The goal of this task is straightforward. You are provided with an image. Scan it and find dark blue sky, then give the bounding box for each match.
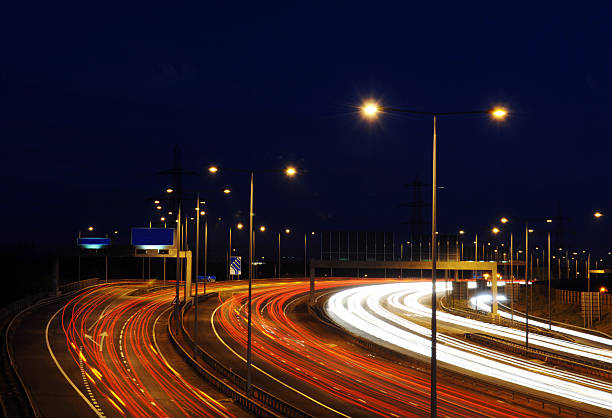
[2,2,612,257]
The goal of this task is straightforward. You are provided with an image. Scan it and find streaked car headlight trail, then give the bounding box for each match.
[325,282,612,410]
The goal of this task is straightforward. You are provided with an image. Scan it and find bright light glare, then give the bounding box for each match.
[237,223,244,230]
[284,228,291,234]
[491,107,507,119]
[361,102,380,118]
[492,227,500,234]
[223,188,231,194]
[285,167,297,177]
[208,166,218,173]
[500,217,509,223]
[88,226,94,231]
[595,211,603,218]
[166,188,173,193]
[259,225,266,232]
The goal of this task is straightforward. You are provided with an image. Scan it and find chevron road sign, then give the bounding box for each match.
[230,256,241,275]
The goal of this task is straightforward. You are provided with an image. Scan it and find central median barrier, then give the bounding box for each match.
[167,294,313,418]
[465,333,612,380]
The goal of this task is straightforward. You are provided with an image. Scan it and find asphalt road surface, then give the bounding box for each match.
[9,281,247,417]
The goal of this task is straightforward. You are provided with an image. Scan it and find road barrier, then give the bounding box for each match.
[1,278,103,417]
[440,297,573,341]
[465,332,612,380]
[167,295,312,418]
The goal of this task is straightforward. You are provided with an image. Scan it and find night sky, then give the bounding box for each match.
[2,2,612,258]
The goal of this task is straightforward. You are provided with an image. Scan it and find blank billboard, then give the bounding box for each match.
[131,228,175,249]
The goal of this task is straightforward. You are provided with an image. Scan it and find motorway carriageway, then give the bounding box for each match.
[325,281,612,413]
[205,279,557,417]
[15,281,250,417]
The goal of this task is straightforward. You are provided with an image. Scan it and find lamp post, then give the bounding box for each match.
[208,165,297,397]
[278,228,291,278]
[193,194,203,355]
[361,102,507,417]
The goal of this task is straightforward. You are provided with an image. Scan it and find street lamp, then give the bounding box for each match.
[594,211,603,218]
[360,101,507,417]
[208,165,297,397]
[278,228,291,278]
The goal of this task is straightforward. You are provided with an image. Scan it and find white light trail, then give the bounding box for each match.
[325,282,612,410]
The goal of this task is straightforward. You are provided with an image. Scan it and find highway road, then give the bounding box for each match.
[8,278,612,417]
[190,279,556,417]
[325,281,612,414]
[9,281,247,417]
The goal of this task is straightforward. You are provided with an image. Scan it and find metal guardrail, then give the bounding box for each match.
[167,295,313,418]
[497,301,612,339]
[440,297,573,341]
[309,297,603,418]
[465,333,612,380]
[1,278,103,417]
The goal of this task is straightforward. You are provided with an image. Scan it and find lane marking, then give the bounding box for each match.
[152,306,230,416]
[46,301,105,417]
[79,345,105,416]
[210,303,350,417]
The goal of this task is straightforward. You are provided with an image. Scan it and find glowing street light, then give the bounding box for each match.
[208,163,301,397]
[156,205,162,210]
[166,188,173,194]
[490,107,508,119]
[500,217,509,224]
[237,223,244,230]
[223,188,231,194]
[594,211,603,218]
[492,227,500,234]
[154,200,160,204]
[200,210,206,216]
[357,100,508,417]
[88,226,94,231]
[361,102,380,118]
